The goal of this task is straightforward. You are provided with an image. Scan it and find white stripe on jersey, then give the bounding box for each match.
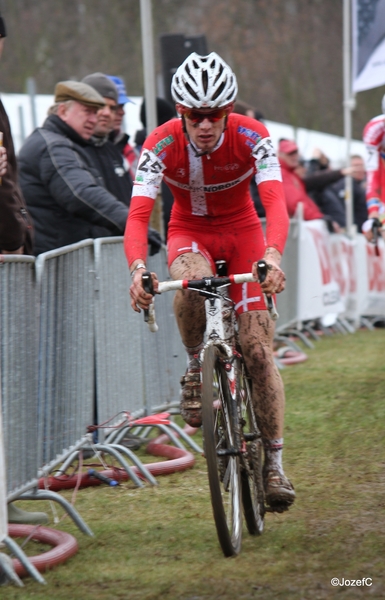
[188,147,207,215]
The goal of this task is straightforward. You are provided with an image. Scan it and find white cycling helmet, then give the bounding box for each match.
[171,52,238,109]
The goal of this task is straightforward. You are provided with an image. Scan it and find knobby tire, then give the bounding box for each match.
[237,360,265,535]
[202,345,242,557]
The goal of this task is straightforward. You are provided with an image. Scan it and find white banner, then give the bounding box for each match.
[352,0,385,92]
[298,220,345,321]
[296,219,385,324]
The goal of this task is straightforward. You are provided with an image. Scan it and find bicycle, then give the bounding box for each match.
[141,260,278,557]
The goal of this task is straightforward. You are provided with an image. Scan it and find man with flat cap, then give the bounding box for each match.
[18,80,131,255]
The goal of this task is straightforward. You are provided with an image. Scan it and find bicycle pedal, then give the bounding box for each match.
[243,432,258,441]
[265,502,291,514]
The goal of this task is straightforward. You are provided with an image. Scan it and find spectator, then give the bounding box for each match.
[303,147,349,209]
[106,75,138,181]
[0,9,48,525]
[361,95,385,240]
[81,72,133,206]
[278,139,342,231]
[18,81,131,255]
[0,15,33,255]
[135,97,177,153]
[318,155,368,231]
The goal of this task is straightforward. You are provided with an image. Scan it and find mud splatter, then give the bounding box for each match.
[238,310,285,439]
[170,253,213,347]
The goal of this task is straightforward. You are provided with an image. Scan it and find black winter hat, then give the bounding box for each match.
[140,97,176,127]
[81,72,118,103]
[0,15,7,38]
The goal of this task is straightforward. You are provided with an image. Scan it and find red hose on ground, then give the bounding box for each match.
[37,425,198,492]
[9,524,78,577]
[274,348,308,365]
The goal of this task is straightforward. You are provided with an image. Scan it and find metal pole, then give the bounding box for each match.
[140,0,157,134]
[26,77,38,130]
[343,0,355,236]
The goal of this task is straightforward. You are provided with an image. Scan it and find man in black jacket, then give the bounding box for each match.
[318,155,368,232]
[81,72,133,206]
[18,80,131,255]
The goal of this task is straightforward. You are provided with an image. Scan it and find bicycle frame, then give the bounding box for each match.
[198,284,238,407]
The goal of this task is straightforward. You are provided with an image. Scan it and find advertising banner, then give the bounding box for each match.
[297,220,345,321]
[352,0,385,92]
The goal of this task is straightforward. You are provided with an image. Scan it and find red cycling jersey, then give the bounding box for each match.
[363,114,385,217]
[124,113,289,313]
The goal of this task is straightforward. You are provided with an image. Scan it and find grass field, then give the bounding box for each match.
[2,328,385,599]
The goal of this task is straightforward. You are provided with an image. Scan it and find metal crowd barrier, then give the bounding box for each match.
[94,238,146,440]
[94,240,186,443]
[0,256,39,498]
[35,241,95,468]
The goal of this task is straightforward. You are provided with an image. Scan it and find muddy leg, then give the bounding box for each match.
[238,310,284,439]
[169,252,213,347]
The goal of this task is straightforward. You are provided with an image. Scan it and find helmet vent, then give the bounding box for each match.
[184,80,199,101]
[202,70,208,94]
[212,81,226,101]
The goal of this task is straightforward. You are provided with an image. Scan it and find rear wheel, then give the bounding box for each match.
[202,345,242,557]
[238,360,265,535]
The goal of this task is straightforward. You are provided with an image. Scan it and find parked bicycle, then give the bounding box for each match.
[142,260,278,557]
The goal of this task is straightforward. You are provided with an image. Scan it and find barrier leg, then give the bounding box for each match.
[92,444,144,488]
[302,323,321,341]
[360,317,375,330]
[18,491,93,537]
[274,335,305,353]
[283,329,315,349]
[0,552,24,587]
[107,444,158,486]
[337,317,356,334]
[166,422,203,453]
[2,536,46,584]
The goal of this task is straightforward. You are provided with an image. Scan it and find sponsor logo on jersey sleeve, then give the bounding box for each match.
[237,126,262,149]
[151,134,175,156]
[252,137,282,183]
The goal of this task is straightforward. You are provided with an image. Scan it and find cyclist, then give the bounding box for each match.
[362,94,385,241]
[124,52,295,510]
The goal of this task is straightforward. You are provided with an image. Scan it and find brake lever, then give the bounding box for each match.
[141,271,158,332]
[256,260,279,321]
[371,218,381,257]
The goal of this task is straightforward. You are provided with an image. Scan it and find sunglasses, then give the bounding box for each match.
[182,108,228,123]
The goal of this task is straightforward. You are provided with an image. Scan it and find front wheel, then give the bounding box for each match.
[202,345,242,557]
[238,361,265,535]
